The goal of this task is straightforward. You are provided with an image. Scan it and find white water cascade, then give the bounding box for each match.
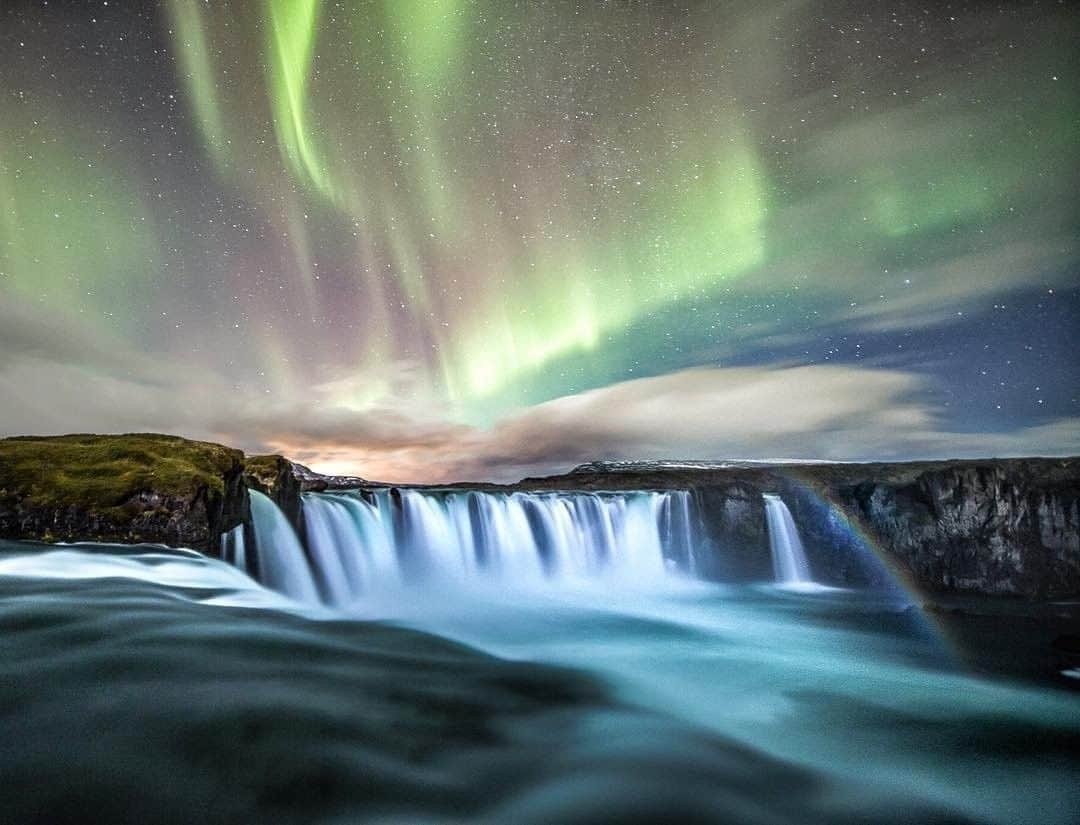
[241,489,697,606]
[219,523,246,571]
[763,494,813,585]
[248,490,321,602]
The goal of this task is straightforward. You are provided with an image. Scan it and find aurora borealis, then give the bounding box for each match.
[1,0,1077,481]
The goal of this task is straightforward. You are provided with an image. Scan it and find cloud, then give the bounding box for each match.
[1,295,1076,484]
[246,365,1080,483]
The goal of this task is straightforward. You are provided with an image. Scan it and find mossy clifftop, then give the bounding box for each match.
[0,434,247,552]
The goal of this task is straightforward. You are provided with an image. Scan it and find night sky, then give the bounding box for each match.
[1,0,1077,482]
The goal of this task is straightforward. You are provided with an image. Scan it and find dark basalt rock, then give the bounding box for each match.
[691,483,770,582]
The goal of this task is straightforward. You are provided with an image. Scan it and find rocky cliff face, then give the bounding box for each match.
[0,434,248,554]
[815,461,1080,597]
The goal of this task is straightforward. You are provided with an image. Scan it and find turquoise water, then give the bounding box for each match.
[356,579,1080,825]
[0,542,1077,823]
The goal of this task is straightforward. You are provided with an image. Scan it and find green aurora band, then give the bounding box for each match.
[1,0,1076,433]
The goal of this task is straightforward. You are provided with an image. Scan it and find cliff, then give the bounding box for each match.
[0,434,247,554]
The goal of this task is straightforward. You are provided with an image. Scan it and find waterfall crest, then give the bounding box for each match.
[243,489,697,605]
[763,494,813,584]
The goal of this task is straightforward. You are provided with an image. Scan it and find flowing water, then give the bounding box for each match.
[281,489,697,600]
[0,488,1077,824]
[249,489,321,602]
[763,493,813,585]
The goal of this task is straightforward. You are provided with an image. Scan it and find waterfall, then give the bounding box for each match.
[235,488,698,605]
[248,490,321,602]
[219,523,246,571]
[763,494,813,585]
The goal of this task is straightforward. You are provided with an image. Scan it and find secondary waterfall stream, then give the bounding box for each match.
[763,493,813,584]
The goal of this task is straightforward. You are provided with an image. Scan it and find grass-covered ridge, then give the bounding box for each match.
[0,433,244,516]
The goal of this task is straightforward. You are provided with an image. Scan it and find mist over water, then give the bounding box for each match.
[348,579,1080,825]
[1,487,1078,824]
